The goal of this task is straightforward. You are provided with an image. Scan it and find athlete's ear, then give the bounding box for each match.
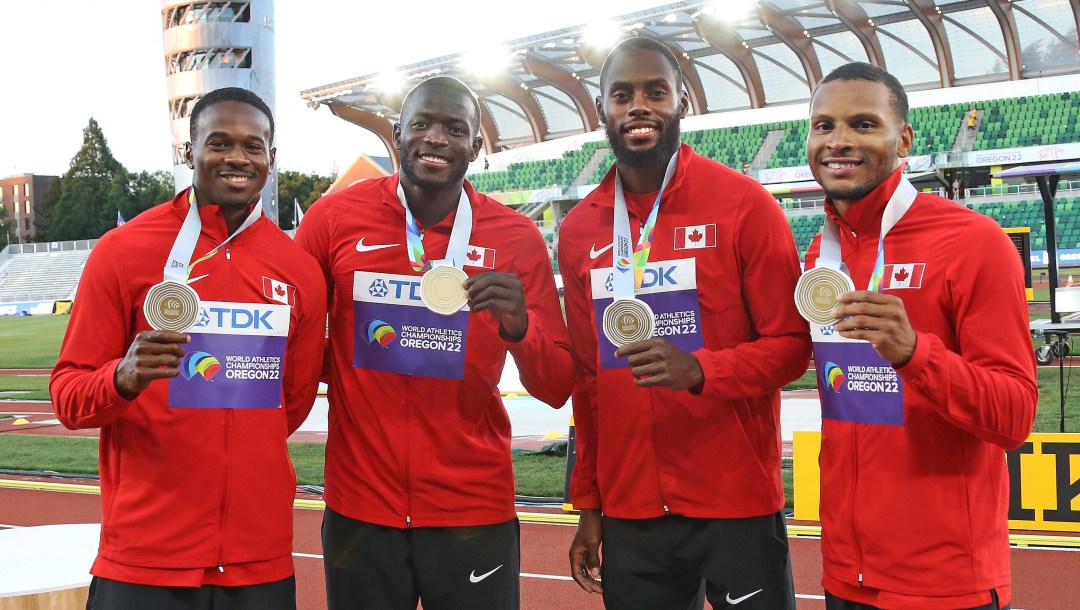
[184,142,194,169]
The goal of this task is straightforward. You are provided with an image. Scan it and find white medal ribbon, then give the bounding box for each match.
[161,189,263,283]
[611,150,680,299]
[397,181,473,270]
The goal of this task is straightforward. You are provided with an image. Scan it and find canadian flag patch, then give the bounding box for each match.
[674,224,717,250]
[262,276,296,306]
[464,245,496,269]
[880,263,925,289]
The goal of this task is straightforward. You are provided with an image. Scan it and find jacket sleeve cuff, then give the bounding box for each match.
[102,358,135,405]
[570,492,602,510]
[896,331,931,379]
[504,310,539,352]
[689,347,714,396]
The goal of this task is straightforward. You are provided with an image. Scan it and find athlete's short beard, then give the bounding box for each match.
[606,115,683,170]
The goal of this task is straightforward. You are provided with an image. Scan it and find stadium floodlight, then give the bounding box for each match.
[704,0,758,23]
[583,20,622,49]
[461,45,510,77]
[374,71,405,94]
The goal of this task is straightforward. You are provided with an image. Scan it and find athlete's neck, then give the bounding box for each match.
[401,179,462,228]
[617,153,673,195]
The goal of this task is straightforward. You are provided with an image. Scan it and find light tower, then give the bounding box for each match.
[160,1,278,222]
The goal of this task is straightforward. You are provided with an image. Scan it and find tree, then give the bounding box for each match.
[277,170,333,229]
[125,170,175,219]
[37,118,124,241]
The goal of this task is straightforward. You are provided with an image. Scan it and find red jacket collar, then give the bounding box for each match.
[379,174,481,230]
[170,187,246,241]
[824,166,905,237]
[589,142,696,209]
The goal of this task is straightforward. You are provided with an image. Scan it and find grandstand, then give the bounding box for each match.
[0,242,95,311]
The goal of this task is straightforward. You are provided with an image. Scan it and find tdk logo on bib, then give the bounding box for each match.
[189,301,289,337]
[358,272,425,307]
[591,260,694,299]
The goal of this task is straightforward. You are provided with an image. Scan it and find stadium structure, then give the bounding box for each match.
[299,0,1080,266]
[160,0,278,221]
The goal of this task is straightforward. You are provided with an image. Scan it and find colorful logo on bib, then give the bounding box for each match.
[616,257,631,272]
[823,361,844,392]
[364,319,398,348]
[180,351,222,381]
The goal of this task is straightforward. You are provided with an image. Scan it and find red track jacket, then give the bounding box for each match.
[51,190,326,586]
[558,144,811,519]
[805,169,1037,607]
[295,176,573,528]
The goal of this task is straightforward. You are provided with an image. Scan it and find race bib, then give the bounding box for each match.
[168,301,289,409]
[811,322,904,425]
[353,271,468,380]
[590,258,703,369]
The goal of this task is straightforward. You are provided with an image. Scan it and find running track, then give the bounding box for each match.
[1,484,1078,609]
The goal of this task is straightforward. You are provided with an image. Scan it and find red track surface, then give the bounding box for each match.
[1,485,1078,609]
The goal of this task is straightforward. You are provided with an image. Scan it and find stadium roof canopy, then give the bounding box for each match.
[300,0,1080,170]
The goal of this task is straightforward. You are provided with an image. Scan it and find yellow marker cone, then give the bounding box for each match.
[13,418,30,426]
[505,393,518,400]
[543,431,565,440]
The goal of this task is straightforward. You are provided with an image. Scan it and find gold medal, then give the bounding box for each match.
[602,298,655,347]
[420,265,469,315]
[143,281,200,332]
[794,266,855,325]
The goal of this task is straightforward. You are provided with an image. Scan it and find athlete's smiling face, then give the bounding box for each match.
[597,46,688,170]
[807,79,913,212]
[186,100,275,209]
[394,84,483,193]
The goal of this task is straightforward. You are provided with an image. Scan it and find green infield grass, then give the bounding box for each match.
[0,374,50,400]
[0,315,68,369]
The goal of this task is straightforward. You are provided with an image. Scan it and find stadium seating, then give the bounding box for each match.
[0,251,90,303]
[463,92,1079,200]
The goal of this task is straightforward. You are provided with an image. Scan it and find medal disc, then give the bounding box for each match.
[420,265,469,315]
[794,266,855,325]
[144,281,200,332]
[602,298,655,347]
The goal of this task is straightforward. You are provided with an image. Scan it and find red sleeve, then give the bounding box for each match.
[557,223,602,510]
[692,188,812,399]
[50,236,136,429]
[294,198,334,382]
[897,220,1037,449]
[283,257,327,435]
[505,223,574,409]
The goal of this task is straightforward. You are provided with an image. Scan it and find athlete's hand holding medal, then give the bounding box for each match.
[464,272,529,342]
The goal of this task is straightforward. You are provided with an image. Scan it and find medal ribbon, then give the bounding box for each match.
[162,188,263,283]
[611,151,680,299]
[396,179,473,273]
[815,174,917,291]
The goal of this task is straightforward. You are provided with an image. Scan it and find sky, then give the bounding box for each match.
[0,0,670,179]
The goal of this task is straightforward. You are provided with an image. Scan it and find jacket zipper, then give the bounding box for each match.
[649,391,670,515]
[217,246,235,573]
[850,233,863,587]
[405,375,413,528]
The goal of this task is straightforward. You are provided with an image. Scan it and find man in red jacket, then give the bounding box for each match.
[51,88,326,609]
[803,62,1037,609]
[295,76,573,609]
[558,37,810,609]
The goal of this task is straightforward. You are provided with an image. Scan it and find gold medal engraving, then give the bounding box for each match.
[794,266,855,325]
[602,299,655,346]
[144,281,200,331]
[420,265,469,315]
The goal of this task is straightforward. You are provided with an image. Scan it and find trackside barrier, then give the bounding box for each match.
[794,431,1080,539]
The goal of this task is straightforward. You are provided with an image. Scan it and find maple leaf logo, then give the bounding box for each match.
[275,285,286,297]
[689,229,703,243]
[894,268,909,282]
[467,249,481,262]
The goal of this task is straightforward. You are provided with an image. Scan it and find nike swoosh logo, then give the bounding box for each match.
[187,274,209,284]
[589,243,613,259]
[469,564,503,583]
[356,238,400,253]
[726,589,763,605]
